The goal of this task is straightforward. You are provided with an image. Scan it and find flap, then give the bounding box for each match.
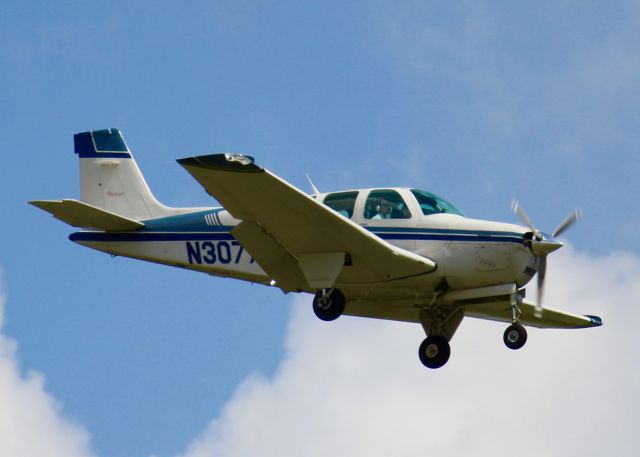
[30,199,144,231]
[439,284,517,305]
[231,221,307,292]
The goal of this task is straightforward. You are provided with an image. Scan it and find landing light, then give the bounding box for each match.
[224,153,253,166]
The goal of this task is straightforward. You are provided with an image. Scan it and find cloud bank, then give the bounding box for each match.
[1,247,636,457]
[0,280,95,457]
[178,247,639,457]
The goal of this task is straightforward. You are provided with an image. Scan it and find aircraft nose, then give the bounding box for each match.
[531,233,563,256]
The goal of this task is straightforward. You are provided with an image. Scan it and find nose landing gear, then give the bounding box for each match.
[504,291,528,350]
[503,323,527,350]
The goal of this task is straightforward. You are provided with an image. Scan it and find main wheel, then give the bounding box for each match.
[312,289,346,321]
[418,335,451,369]
[503,323,527,350]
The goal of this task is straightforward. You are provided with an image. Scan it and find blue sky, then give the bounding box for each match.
[1,2,639,456]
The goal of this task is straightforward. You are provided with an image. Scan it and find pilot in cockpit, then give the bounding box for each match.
[372,199,393,219]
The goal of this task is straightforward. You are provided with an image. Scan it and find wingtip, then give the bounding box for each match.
[177,154,262,172]
[584,315,603,327]
[176,157,196,166]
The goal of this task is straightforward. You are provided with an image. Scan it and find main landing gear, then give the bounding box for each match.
[312,288,346,321]
[416,293,530,369]
[312,289,529,368]
[417,321,529,369]
[418,335,450,369]
[418,307,463,369]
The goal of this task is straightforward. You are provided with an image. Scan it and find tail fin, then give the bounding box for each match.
[74,128,174,220]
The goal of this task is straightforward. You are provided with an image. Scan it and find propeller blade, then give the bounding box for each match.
[535,256,547,318]
[512,199,541,240]
[552,208,582,238]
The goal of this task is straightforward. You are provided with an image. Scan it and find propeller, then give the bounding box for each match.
[512,201,581,318]
[552,208,582,238]
[511,200,542,241]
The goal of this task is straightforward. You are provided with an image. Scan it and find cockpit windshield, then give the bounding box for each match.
[410,189,465,216]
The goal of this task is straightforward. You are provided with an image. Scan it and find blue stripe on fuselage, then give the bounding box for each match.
[70,227,524,245]
[70,232,235,242]
[365,227,523,243]
[377,233,523,243]
[367,226,523,237]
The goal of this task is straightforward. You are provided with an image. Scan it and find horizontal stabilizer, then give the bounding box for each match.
[30,199,144,231]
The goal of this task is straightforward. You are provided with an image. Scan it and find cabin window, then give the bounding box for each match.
[410,189,465,216]
[323,191,359,218]
[363,190,412,220]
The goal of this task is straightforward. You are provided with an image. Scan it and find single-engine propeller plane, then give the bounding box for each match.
[31,129,602,369]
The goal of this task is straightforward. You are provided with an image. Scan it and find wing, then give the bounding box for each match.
[177,154,436,292]
[464,298,602,329]
[343,284,602,329]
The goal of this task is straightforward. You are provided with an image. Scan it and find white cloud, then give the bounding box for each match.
[177,247,638,457]
[0,278,96,457]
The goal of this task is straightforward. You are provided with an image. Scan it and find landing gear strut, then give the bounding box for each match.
[504,291,527,350]
[417,307,463,369]
[312,288,345,321]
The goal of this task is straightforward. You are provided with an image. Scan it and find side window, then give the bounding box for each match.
[412,191,440,215]
[410,189,465,216]
[364,190,412,220]
[323,191,359,218]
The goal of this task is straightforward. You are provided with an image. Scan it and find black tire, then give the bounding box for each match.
[312,289,346,321]
[418,335,451,369]
[503,323,527,350]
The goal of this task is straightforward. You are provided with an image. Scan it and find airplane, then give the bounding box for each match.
[30,128,602,369]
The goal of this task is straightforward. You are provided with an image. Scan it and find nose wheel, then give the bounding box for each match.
[418,335,451,369]
[503,323,527,350]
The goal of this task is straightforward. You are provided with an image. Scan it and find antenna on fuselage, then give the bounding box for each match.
[305,173,320,195]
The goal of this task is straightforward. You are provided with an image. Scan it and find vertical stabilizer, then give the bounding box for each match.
[74,129,177,220]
